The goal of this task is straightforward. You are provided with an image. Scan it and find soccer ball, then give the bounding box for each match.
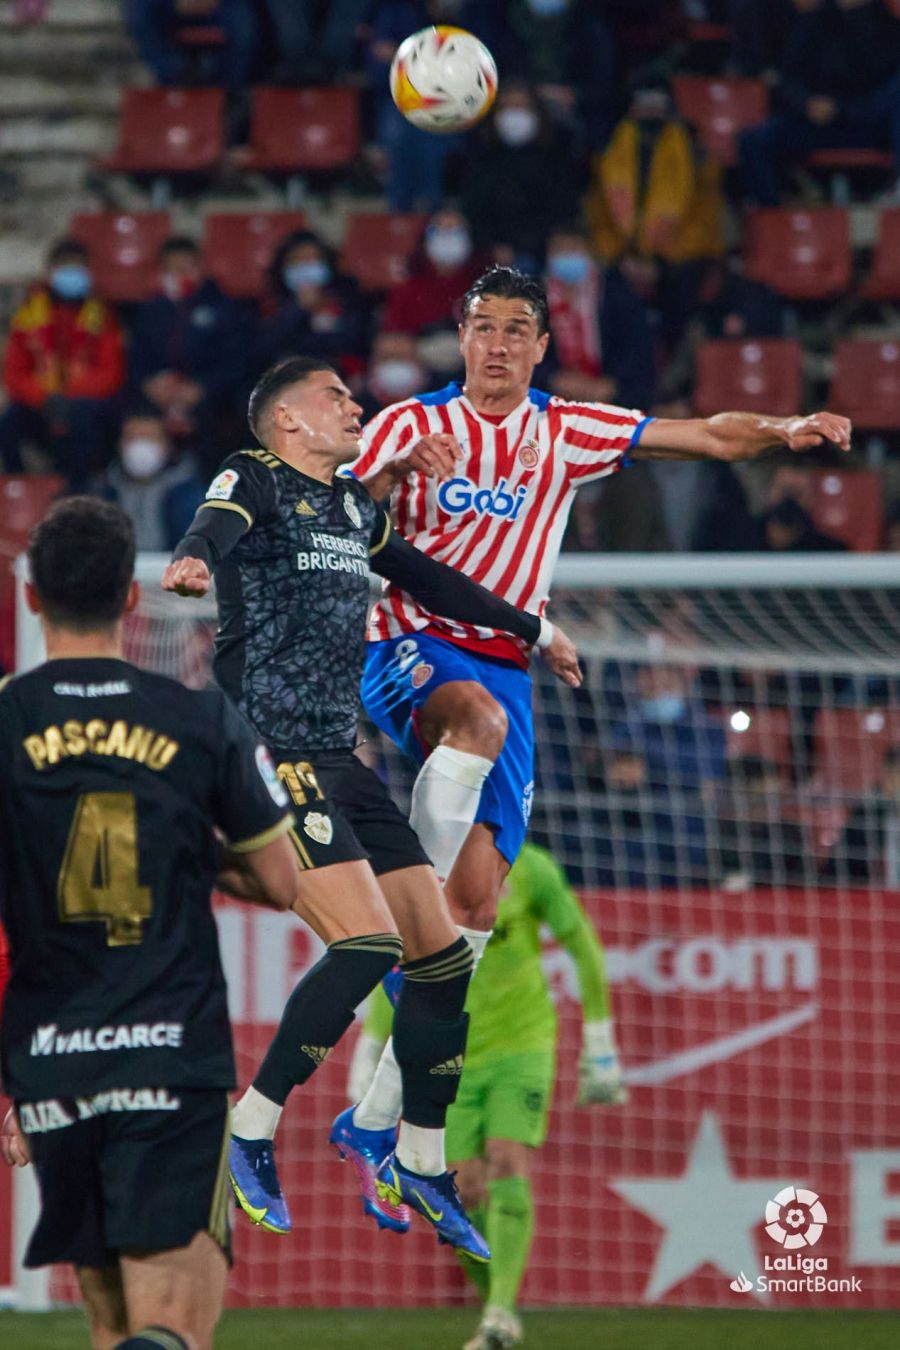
[390,26,498,134]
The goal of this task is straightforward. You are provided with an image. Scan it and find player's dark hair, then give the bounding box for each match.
[461,265,549,336]
[247,356,338,445]
[47,237,89,267]
[158,234,200,260]
[28,497,135,631]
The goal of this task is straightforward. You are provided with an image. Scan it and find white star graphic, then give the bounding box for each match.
[610,1111,793,1303]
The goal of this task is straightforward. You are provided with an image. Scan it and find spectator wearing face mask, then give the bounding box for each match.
[381,206,484,336]
[585,84,724,335]
[356,331,428,420]
[255,229,369,378]
[609,662,727,794]
[459,81,581,269]
[496,0,618,149]
[0,238,124,489]
[104,404,205,552]
[542,227,655,410]
[129,236,246,467]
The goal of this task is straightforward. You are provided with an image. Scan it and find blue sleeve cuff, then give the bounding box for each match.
[629,415,655,448]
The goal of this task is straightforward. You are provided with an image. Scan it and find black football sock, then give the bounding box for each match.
[393,936,474,1129]
[253,933,402,1105]
[114,1330,189,1350]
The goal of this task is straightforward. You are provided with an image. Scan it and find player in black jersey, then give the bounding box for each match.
[0,498,300,1350]
[164,356,580,1259]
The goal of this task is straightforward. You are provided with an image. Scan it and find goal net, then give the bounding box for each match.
[10,552,900,1311]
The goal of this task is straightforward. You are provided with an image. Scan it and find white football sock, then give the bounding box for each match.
[396,1122,446,1176]
[410,745,494,882]
[458,925,492,967]
[231,1085,282,1141]
[353,1036,403,1131]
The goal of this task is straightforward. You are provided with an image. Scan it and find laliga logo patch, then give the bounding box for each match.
[304,810,333,846]
[519,439,540,469]
[206,468,238,501]
[343,491,362,529]
[765,1186,828,1249]
[437,476,528,522]
[411,661,433,689]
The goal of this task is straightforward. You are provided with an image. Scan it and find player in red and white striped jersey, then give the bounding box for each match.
[339,266,850,1190]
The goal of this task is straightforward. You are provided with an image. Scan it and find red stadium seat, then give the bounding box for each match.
[812,709,900,793]
[809,468,883,551]
[828,339,900,431]
[693,338,803,418]
[102,88,224,175]
[726,708,795,774]
[203,212,307,299]
[860,210,900,301]
[0,475,65,671]
[744,208,851,300]
[340,212,427,292]
[672,76,768,165]
[244,88,360,173]
[70,212,171,303]
[768,465,883,551]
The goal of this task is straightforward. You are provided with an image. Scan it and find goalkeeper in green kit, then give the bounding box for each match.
[346,842,626,1350]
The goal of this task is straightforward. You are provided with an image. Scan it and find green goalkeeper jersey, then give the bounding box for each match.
[462,842,609,1061]
[364,843,610,1061]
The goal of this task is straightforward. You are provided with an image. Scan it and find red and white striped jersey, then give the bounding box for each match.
[353,382,649,666]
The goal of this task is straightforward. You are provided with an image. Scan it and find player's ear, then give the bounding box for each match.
[123,580,141,615]
[457,322,465,353]
[536,331,550,363]
[24,581,42,616]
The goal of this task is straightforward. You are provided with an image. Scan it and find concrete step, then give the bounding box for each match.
[0,28,136,77]
[0,113,116,157]
[0,75,124,116]
[0,0,122,30]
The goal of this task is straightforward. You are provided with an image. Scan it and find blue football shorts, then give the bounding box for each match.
[361,632,535,867]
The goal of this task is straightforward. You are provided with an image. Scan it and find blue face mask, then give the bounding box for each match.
[50,264,91,301]
[640,694,686,724]
[284,259,330,292]
[549,253,590,286]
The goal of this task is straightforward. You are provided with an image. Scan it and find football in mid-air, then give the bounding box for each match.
[390,26,498,134]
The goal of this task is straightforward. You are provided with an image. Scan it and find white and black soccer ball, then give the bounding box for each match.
[390,26,498,135]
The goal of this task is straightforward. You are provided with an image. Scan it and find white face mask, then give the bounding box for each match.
[371,359,425,399]
[425,227,472,269]
[495,107,539,147]
[121,437,167,480]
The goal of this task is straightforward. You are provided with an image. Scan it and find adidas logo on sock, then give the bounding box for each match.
[429,1054,464,1076]
[301,1044,332,1066]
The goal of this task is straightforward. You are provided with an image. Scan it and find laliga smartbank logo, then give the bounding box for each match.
[729,1187,862,1296]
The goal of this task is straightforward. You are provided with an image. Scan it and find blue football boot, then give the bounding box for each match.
[329,1106,411,1233]
[382,964,405,1009]
[375,1154,491,1262]
[229,1135,292,1235]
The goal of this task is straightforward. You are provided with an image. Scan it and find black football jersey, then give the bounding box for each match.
[0,658,292,1100]
[202,450,390,752]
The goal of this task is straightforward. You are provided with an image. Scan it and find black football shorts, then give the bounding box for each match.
[18,1087,231,1269]
[270,747,430,876]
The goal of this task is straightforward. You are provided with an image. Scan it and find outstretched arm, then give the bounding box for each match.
[632,411,851,463]
[370,527,582,688]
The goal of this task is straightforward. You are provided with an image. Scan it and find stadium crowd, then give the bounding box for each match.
[3,2,900,542]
